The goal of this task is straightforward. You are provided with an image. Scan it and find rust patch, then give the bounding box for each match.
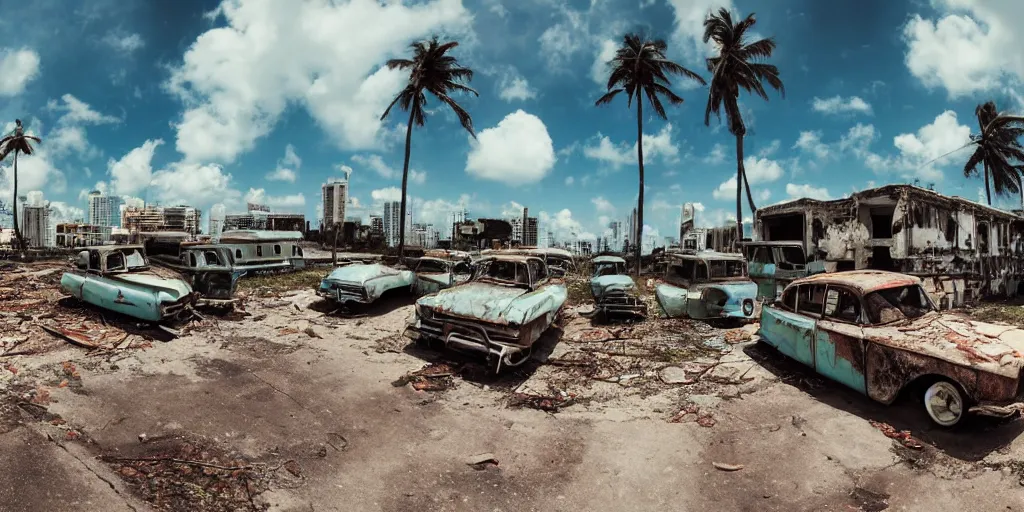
[830,332,866,375]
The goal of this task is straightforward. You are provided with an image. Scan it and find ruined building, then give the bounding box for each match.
[754,184,1024,307]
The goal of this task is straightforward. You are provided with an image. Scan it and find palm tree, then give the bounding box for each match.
[0,119,41,253]
[381,37,477,261]
[963,101,1024,205]
[703,8,784,241]
[595,33,706,274]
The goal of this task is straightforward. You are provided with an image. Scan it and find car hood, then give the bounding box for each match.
[324,263,411,285]
[111,272,192,300]
[591,275,637,296]
[863,312,1024,378]
[418,282,529,324]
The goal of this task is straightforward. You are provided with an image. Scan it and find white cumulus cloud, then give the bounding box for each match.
[811,95,872,115]
[465,110,556,186]
[0,48,40,96]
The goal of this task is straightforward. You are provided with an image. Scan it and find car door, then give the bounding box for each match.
[685,261,711,318]
[80,250,114,307]
[760,283,822,367]
[814,286,867,394]
[746,245,778,300]
[656,260,693,318]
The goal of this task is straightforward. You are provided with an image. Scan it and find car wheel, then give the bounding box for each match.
[924,380,965,427]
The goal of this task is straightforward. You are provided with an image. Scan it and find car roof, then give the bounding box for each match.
[667,250,745,262]
[478,254,541,263]
[83,245,144,252]
[788,270,920,295]
[593,255,625,264]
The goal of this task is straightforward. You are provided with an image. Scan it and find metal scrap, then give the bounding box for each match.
[393,362,456,392]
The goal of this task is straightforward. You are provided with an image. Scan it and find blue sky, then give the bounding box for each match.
[0,0,1022,243]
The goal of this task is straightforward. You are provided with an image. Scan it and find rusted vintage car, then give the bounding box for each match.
[759,270,1024,426]
[60,245,197,322]
[411,256,472,295]
[590,255,646,320]
[404,254,567,372]
[150,244,243,303]
[655,251,758,321]
[317,263,415,304]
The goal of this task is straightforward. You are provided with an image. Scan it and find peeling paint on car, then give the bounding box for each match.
[317,263,415,304]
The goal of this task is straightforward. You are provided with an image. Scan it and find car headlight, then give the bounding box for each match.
[742,299,754,316]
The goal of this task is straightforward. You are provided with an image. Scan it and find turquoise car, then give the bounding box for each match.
[655,251,757,322]
[411,256,472,296]
[590,255,646,320]
[741,241,826,301]
[405,254,567,373]
[759,270,1024,427]
[317,263,415,304]
[60,245,197,323]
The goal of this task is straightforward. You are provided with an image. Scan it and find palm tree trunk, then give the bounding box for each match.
[12,150,24,253]
[734,136,743,247]
[398,107,415,264]
[635,99,644,275]
[984,162,992,205]
[738,134,756,224]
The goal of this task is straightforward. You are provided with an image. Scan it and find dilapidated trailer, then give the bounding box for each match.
[754,184,1024,308]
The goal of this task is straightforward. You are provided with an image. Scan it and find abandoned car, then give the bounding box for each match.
[317,263,415,304]
[742,241,826,301]
[589,255,646,320]
[60,245,197,322]
[530,248,576,277]
[150,244,243,303]
[655,251,758,321]
[411,256,472,295]
[405,255,567,372]
[218,230,306,273]
[759,270,1024,426]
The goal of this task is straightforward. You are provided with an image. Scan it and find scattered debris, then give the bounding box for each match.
[869,420,923,449]
[508,389,576,412]
[465,452,499,469]
[303,326,321,339]
[850,486,890,512]
[712,462,744,472]
[392,362,456,392]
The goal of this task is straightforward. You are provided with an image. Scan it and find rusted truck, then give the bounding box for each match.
[759,270,1024,426]
[404,254,566,372]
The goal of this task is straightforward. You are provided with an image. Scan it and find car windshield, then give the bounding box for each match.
[593,262,623,277]
[474,260,529,287]
[708,259,746,278]
[416,259,449,273]
[779,246,806,265]
[107,248,148,272]
[864,285,934,324]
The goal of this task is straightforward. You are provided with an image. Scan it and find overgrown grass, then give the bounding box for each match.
[237,268,326,295]
[967,302,1024,327]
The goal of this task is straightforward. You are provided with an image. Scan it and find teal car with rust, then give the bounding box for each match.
[655,251,757,322]
[60,245,197,322]
[318,263,415,304]
[405,254,566,373]
[741,241,826,301]
[759,270,1024,427]
[590,255,646,320]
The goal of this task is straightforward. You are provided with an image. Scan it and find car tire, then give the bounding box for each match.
[923,380,965,427]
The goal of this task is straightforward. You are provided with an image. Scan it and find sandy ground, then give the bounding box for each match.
[2,265,1024,511]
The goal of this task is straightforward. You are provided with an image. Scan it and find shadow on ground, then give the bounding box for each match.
[744,341,1024,461]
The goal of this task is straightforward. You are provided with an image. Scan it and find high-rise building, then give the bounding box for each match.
[88,191,123,229]
[383,201,401,247]
[21,204,50,248]
[369,215,384,238]
[322,178,348,229]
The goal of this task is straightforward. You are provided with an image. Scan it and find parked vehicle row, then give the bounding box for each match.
[57,243,1024,426]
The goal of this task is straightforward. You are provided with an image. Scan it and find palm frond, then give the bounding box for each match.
[963,146,984,177]
[595,89,623,106]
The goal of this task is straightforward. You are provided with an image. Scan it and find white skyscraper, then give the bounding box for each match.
[322,178,348,228]
[383,201,401,247]
[88,191,123,229]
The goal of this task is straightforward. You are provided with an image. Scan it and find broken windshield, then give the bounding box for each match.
[864,285,934,324]
[707,260,746,279]
[473,260,529,287]
[416,259,449,274]
[593,262,625,277]
[106,249,148,272]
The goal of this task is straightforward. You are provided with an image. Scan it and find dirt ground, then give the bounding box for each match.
[3,262,1024,511]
